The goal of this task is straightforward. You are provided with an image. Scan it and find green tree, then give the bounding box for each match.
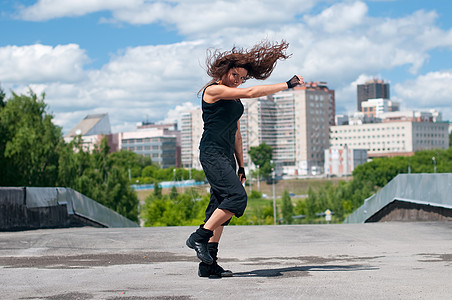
[142,165,157,178]
[248,143,273,179]
[141,188,207,226]
[153,180,162,198]
[0,90,62,186]
[281,190,294,224]
[305,187,318,221]
[58,136,139,222]
[170,185,178,200]
[293,199,307,223]
[191,169,206,182]
[142,196,171,226]
[0,85,5,107]
[0,85,8,177]
[109,150,153,180]
[449,131,452,148]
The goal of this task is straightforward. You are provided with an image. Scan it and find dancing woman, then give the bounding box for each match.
[186,40,303,277]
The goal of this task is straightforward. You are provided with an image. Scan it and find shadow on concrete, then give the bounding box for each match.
[232,264,378,278]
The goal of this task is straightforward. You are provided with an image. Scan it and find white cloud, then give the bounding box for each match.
[161,101,198,126]
[0,44,88,83]
[58,41,208,133]
[18,0,315,36]
[162,0,313,37]
[394,71,452,109]
[18,0,138,21]
[304,1,368,33]
[297,2,451,86]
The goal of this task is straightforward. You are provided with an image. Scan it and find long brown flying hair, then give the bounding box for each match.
[199,40,291,94]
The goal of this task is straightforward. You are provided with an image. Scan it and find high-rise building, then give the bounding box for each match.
[240,96,277,168]
[357,79,390,112]
[272,84,331,175]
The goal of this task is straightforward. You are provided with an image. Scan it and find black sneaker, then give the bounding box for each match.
[198,262,233,278]
[186,234,213,265]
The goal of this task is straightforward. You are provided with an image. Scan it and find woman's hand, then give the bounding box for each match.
[286,75,304,88]
[238,167,246,184]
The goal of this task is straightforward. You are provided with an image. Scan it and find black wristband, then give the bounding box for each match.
[286,75,300,88]
[238,167,246,179]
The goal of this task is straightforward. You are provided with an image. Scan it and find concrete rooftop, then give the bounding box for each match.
[0,222,451,299]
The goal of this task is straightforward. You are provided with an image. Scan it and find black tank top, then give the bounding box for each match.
[199,83,244,155]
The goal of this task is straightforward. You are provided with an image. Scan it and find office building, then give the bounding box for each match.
[329,120,449,158]
[357,79,390,112]
[118,126,179,168]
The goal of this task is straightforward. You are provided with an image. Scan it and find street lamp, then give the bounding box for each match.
[271,160,276,225]
[249,168,252,193]
[257,165,260,192]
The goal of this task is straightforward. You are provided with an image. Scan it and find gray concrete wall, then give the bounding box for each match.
[0,187,138,231]
[344,173,452,223]
[0,187,77,230]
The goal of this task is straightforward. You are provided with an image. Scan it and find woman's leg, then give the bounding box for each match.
[203,208,234,232]
[210,225,224,243]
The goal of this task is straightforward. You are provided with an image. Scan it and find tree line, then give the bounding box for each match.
[140,137,452,226]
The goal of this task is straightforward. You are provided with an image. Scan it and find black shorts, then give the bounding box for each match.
[200,149,247,225]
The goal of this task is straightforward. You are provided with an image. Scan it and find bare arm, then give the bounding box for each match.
[234,121,246,183]
[204,75,303,103]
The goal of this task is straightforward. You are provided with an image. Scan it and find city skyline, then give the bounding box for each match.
[1,0,452,134]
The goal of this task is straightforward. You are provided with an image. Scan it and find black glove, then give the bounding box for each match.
[286,75,301,88]
[238,167,246,180]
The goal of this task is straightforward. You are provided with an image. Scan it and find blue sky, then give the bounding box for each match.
[1,0,452,133]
